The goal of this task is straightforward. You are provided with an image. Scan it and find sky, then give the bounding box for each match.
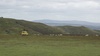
[0,0,100,23]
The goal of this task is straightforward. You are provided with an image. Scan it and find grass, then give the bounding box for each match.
[0,35,100,56]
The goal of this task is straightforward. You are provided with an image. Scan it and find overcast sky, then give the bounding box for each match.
[0,0,100,23]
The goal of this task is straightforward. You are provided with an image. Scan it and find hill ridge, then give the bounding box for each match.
[0,17,63,35]
[0,17,100,35]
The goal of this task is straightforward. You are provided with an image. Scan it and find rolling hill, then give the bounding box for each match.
[33,19,100,30]
[0,17,100,36]
[58,26,100,35]
[0,17,63,35]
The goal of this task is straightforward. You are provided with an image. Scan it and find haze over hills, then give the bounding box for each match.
[34,19,100,30]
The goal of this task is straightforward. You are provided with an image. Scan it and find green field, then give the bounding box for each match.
[0,35,100,56]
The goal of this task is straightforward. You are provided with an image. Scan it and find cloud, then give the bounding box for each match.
[0,0,99,10]
[0,0,100,22]
[66,1,100,9]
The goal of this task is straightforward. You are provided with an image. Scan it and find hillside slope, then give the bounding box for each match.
[34,20,100,30]
[0,18,63,35]
[0,17,99,35]
[58,26,100,35]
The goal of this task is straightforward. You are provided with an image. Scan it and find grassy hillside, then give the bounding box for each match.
[0,17,63,35]
[58,26,100,35]
[0,17,100,35]
[95,30,100,33]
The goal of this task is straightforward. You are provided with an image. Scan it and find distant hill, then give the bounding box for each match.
[0,18,63,35]
[33,20,100,30]
[58,26,100,35]
[0,18,100,35]
[95,30,100,34]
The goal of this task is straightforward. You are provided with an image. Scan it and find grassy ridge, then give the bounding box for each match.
[0,35,100,56]
[0,17,100,35]
[58,26,100,35]
[0,18,63,35]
